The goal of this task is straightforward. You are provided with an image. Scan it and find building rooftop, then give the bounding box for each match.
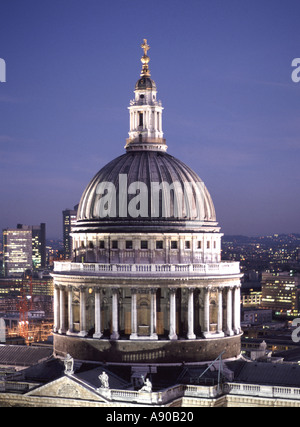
[0,344,53,368]
[227,360,300,388]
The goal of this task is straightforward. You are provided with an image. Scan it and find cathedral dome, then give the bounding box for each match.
[74,39,218,234]
[75,150,217,233]
[52,40,242,367]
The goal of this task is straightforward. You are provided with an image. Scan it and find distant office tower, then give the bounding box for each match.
[261,271,300,316]
[63,205,78,259]
[3,223,46,277]
[3,226,32,277]
[31,223,46,269]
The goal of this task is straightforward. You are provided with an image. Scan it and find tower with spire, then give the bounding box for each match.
[126,39,167,152]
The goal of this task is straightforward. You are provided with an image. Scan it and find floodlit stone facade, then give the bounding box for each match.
[51,40,242,363]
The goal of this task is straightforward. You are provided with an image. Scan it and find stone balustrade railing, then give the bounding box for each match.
[226,382,300,400]
[53,261,240,277]
[98,381,300,405]
[2,378,300,405]
[102,383,217,405]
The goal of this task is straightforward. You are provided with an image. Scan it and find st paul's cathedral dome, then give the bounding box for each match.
[52,40,242,365]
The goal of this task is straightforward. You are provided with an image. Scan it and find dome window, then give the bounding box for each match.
[171,241,178,250]
[126,240,133,250]
[141,240,148,250]
[185,241,191,250]
[99,240,105,249]
[156,240,163,250]
[112,240,118,249]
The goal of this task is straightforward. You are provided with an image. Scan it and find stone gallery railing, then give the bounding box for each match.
[53,261,240,277]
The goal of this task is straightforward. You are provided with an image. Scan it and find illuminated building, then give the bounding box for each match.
[52,40,242,363]
[62,206,78,260]
[261,271,300,316]
[2,224,46,277]
[2,40,300,409]
[3,226,32,277]
[31,223,46,269]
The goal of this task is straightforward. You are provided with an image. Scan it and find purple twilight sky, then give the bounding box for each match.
[0,0,300,239]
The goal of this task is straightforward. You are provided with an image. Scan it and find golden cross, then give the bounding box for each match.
[141,39,150,56]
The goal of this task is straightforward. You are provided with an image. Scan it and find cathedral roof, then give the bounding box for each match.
[75,150,217,233]
[74,40,218,234]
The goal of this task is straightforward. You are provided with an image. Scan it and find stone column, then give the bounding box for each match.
[203,287,211,338]
[217,287,225,336]
[66,285,74,335]
[226,286,234,336]
[78,286,87,337]
[237,285,241,333]
[233,285,241,334]
[187,288,196,339]
[110,288,120,340]
[168,288,177,340]
[150,288,158,340]
[130,288,138,340]
[59,286,66,334]
[53,285,60,333]
[93,287,102,338]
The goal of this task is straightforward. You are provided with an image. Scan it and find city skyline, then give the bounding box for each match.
[0,0,300,238]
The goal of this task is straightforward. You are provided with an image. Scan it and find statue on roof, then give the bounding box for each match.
[139,375,152,393]
[99,371,109,389]
[63,353,74,375]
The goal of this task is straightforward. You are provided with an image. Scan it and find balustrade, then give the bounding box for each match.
[54,261,240,276]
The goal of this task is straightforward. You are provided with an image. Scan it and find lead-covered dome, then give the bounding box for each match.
[75,150,217,233]
[135,76,157,91]
[74,40,218,234]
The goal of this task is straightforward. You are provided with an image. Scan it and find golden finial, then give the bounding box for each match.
[140,38,151,77]
[141,39,150,56]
